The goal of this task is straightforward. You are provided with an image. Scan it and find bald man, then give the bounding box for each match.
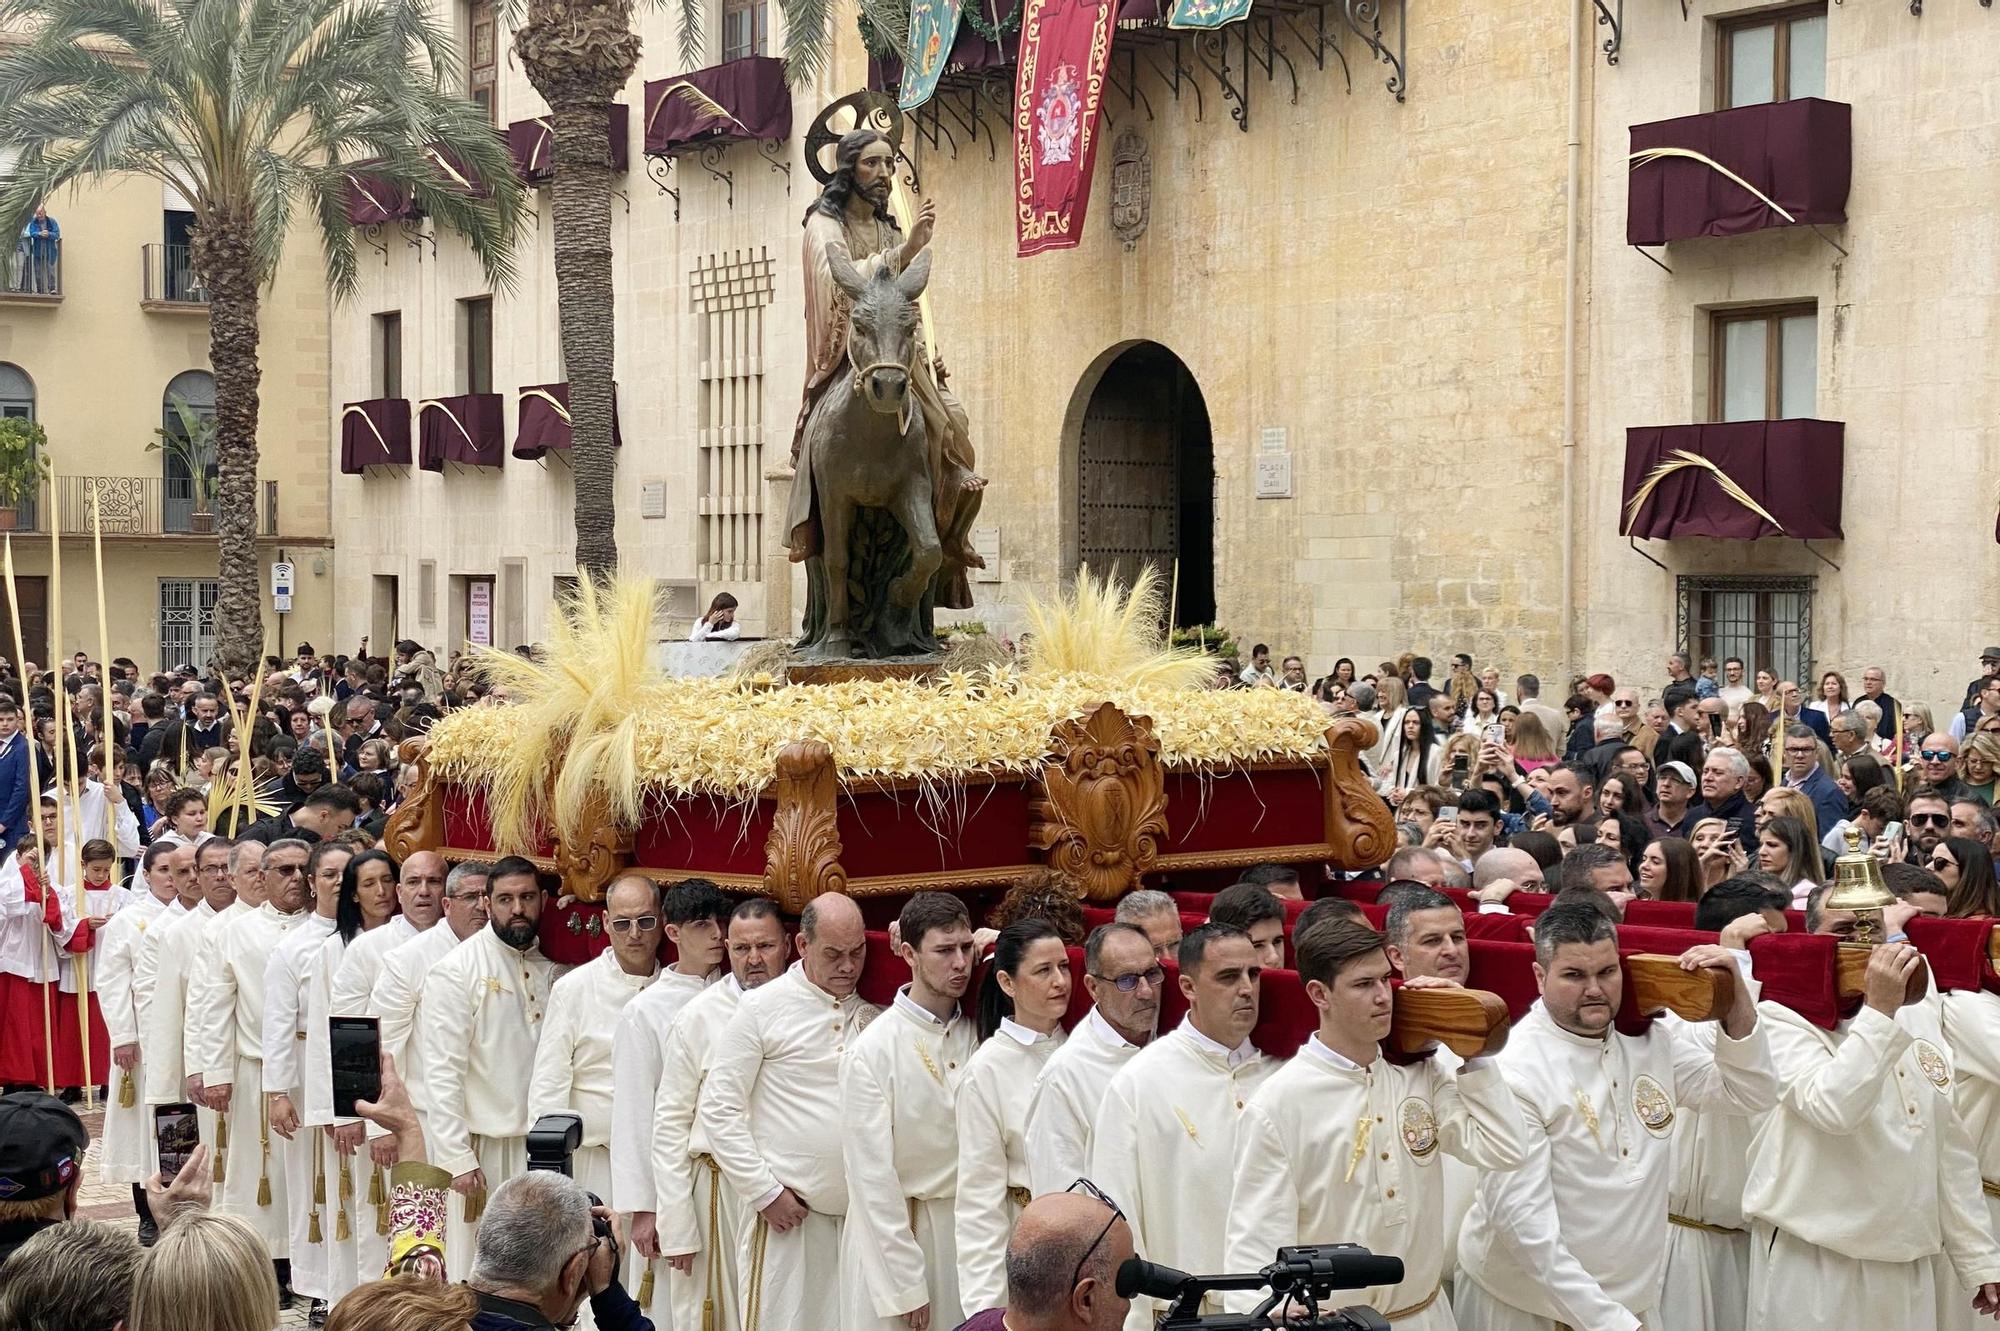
[1471,848,1545,914]
[700,892,881,1331]
[963,1191,1135,1331]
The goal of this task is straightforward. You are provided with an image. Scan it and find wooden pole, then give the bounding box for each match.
[4,536,55,1093]
[49,520,92,1100]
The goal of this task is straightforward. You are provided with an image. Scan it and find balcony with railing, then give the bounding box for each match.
[54,475,278,537]
[141,242,209,310]
[3,236,62,304]
[0,480,47,532]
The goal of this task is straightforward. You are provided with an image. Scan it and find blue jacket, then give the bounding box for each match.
[0,734,26,851]
[1787,764,1848,842]
[1786,707,1831,743]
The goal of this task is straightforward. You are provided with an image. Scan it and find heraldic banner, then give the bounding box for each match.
[1166,0,1251,30]
[1013,0,1116,257]
[899,0,966,112]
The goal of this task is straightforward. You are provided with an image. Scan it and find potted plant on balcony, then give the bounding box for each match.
[0,417,49,531]
[149,391,219,533]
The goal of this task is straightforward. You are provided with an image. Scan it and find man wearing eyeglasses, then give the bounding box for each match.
[185,837,311,1294]
[613,877,730,1302]
[1024,924,1161,1198]
[1090,924,1275,1329]
[1779,725,1847,842]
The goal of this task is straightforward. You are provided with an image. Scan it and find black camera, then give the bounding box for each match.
[1118,1245,1404,1331]
[525,1112,613,1243]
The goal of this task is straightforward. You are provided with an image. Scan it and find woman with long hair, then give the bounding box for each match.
[1837,752,1890,811]
[334,849,400,945]
[1744,754,1775,804]
[126,1212,280,1331]
[1689,817,1745,890]
[1961,732,2000,804]
[1364,675,1409,774]
[960,920,1072,1311]
[1931,837,2000,918]
[1597,772,1647,821]
[1758,816,1825,907]
[1332,657,1357,688]
[1753,668,1780,712]
[1510,710,1560,771]
[1596,811,1649,883]
[1899,704,1935,767]
[1734,701,1774,761]
[1379,706,1441,800]
[1638,836,1704,903]
[1809,670,1849,720]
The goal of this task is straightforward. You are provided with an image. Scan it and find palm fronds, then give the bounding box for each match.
[1021,566,1216,692]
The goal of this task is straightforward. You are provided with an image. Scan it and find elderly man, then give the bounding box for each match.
[95,840,184,1241]
[1112,891,1182,963]
[466,1171,650,1331]
[841,893,979,1331]
[1455,905,1775,1331]
[1952,798,1997,852]
[1024,924,1160,1196]
[1913,734,1971,805]
[1689,748,1759,854]
[423,855,555,1278]
[1384,846,1450,889]
[1778,725,1846,841]
[958,1190,1134,1331]
[141,838,236,1164]
[1744,889,2000,1330]
[613,877,728,1299]
[651,899,789,1331]
[1471,848,1545,913]
[1227,917,1527,1327]
[700,892,880,1331]
[1092,924,1274,1329]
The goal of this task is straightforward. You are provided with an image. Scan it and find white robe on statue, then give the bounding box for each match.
[1744,998,2000,1331]
[186,900,300,1250]
[1941,986,2000,1331]
[652,974,748,1331]
[95,890,175,1184]
[262,911,336,1299]
[421,925,554,1279]
[609,964,711,1313]
[1024,1007,1143,1197]
[839,989,979,1331]
[954,1019,1062,1313]
[699,963,879,1331]
[1089,1021,1276,1331]
[1226,1037,1529,1329]
[1455,1002,1777,1331]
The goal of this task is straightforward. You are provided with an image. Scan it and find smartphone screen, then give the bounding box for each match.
[154,1103,199,1178]
[329,1016,381,1119]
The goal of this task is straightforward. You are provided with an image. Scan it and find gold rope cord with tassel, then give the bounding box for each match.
[637,1264,655,1309]
[214,1114,228,1185]
[743,1218,769,1331]
[339,1153,354,1201]
[336,1154,354,1242]
[1621,448,1787,537]
[118,1069,135,1108]
[1626,147,1799,226]
[257,1095,272,1207]
[309,1140,325,1244]
[703,1157,724,1331]
[374,1160,390,1237]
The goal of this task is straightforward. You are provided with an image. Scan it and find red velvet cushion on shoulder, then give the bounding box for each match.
[1623,899,1700,928]
[1464,912,1531,943]
[1336,882,1385,905]
[1615,924,1718,954]
[1171,891,1217,915]
[1441,887,1476,911]
[1746,932,1843,1030]
[1506,892,1556,919]
[1158,959,1189,1032]
[1906,915,1995,994]
[1060,946,1093,1032]
[1467,940,1540,1021]
[1081,905,1116,930]
[1250,968,1317,1060]
[857,930,912,1007]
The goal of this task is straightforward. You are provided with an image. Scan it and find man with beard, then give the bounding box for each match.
[651,898,789,1331]
[840,893,979,1331]
[786,128,984,612]
[1542,764,1596,830]
[1023,924,1161,1196]
[421,855,555,1278]
[1896,787,1955,867]
[1455,905,1775,1331]
[701,892,879,1331]
[1090,924,1276,1327]
[613,878,729,1303]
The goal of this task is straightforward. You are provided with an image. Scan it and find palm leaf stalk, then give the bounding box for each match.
[0,0,523,671]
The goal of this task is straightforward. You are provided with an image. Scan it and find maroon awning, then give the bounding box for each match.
[1621,419,1843,541]
[644,57,793,156]
[422,142,490,198]
[1628,98,1850,247]
[340,399,412,474]
[514,383,624,460]
[506,106,631,184]
[344,169,418,226]
[867,0,1028,93]
[417,394,506,472]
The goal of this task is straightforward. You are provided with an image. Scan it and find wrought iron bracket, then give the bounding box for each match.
[1800,540,1841,572]
[696,142,736,208]
[1593,0,1622,64]
[611,187,631,215]
[1341,0,1406,101]
[758,138,792,193]
[1195,29,1249,132]
[1631,244,1672,274]
[401,219,435,260]
[897,146,925,197]
[361,224,389,263]
[644,153,681,222]
[1627,537,1669,572]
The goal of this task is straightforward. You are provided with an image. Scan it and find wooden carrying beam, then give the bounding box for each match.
[1835,945,1932,1007]
[1390,986,1511,1059]
[1623,953,1737,1022]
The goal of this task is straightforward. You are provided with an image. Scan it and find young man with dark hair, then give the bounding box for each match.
[1207,882,1286,969]
[1226,917,1525,1322]
[238,781,360,845]
[1239,862,1303,901]
[1382,885,1469,983]
[1691,875,1790,940]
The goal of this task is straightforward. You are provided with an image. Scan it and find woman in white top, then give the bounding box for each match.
[1807,669,1848,721]
[954,919,1071,1313]
[687,591,741,641]
[1375,706,1441,800]
[1460,686,1503,737]
[149,786,215,850]
[1757,815,1826,909]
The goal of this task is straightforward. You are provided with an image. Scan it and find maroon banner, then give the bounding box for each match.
[1013,0,1116,257]
[1620,419,1844,541]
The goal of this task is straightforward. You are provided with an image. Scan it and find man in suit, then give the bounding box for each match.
[1780,724,1847,838]
[0,699,28,858]
[1775,681,1829,744]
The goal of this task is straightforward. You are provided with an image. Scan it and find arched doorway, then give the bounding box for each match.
[1069,342,1214,627]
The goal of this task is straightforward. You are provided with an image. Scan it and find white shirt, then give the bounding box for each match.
[367,921,468,1118]
[651,973,748,1257]
[260,910,336,1096]
[1024,1007,1145,1197]
[186,902,304,1084]
[329,915,419,1019]
[141,898,217,1102]
[955,1019,1063,1312]
[531,949,658,1150]
[55,882,134,993]
[608,966,711,1212]
[420,926,555,1176]
[1940,987,2000,1200]
[97,890,177,1047]
[0,851,65,983]
[689,619,742,641]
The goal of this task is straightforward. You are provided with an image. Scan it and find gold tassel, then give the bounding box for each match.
[257,1173,272,1207]
[257,1094,272,1208]
[118,1069,135,1108]
[638,1264,655,1308]
[314,1157,326,1205]
[339,1156,353,1202]
[367,1165,385,1206]
[308,1208,322,1244]
[213,1114,228,1185]
[335,1202,351,1243]
[703,1298,715,1331]
[376,1199,390,1237]
[464,1182,486,1224]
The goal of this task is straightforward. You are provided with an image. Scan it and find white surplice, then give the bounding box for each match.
[1941,986,2000,1331]
[1023,1007,1143,1197]
[652,974,748,1331]
[954,1019,1062,1313]
[95,889,176,1183]
[262,911,337,1299]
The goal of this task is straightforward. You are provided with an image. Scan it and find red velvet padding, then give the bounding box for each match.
[1745,932,1846,1030]
[1623,899,1701,928]
[1467,940,1540,1021]
[1906,915,1999,994]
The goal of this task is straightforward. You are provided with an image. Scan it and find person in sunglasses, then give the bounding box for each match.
[531,875,667,1306]
[1894,788,1957,867]
[1909,734,1971,806]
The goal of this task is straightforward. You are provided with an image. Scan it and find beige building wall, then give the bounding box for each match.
[0,166,333,670]
[1580,0,2000,717]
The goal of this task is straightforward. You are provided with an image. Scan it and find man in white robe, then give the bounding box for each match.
[1229,915,1527,1329]
[614,877,728,1306]
[652,897,789,1331]
[141,838,235,1160]
[421,854,555,1278]
[185,837,307,1286]
[700,892,879,1331]
[840,892,979,1331]
[531,874,661,1310]
[1940,952,2000,1331]
[1455,903,1776,1331]
[95,840,184,1239]
[1744,893,2000,1331]
[1023,923,1161,1196]
[261,839,349,1311]
[1091,924,1275,1331]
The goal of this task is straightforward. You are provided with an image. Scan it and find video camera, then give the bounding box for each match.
[1117,1245,1404,1331]
[526,1112,614,1244]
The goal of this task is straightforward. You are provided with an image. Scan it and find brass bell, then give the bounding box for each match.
[1824,824,1896,945]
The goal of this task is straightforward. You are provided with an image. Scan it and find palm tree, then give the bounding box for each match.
[0,0,522,671]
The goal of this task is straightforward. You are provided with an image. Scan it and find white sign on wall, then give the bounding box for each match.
[1255,452,1293,499]
[270,561,294,614]
[468,580,493,647]
[972,526,1001,583]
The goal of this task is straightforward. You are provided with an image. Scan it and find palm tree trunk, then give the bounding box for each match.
[517,0,641,585]
[191,206,265,674]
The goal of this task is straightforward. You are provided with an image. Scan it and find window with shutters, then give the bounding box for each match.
[690,249,775,583]
[1711,303,1816,423]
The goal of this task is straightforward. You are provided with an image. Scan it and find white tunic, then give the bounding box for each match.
[1457,1002,1777,1331]
[608,965,710,1213]
[1024,1007,1144,1197]
[700,962,880,1216]
[0,851,64,982]
[840,990,979,1326]
[261,911,336,1098]
[1227,1037,1530,1323]
[132,897,190,1040]
[1659,1009,1760,1331]
[419,925,555,1178]
[328,915,418,1019]
[1089,1022,1276,1331]
[187,902,301,1086]
[531,949,658,1144]
[651,974,748,1331]
[141,898,217,1103]
[1941,987,2000,1240]
[955,1019,1063,1313]
[366,921,465,1123]
[55,882,133,993]
[95,889,179,1181]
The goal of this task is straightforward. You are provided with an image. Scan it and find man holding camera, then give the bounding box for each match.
[1226,916,1526,1328]
[467,1170,655,1331]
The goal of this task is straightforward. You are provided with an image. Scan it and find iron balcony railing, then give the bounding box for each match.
[141,242,208,304]
[55,475,277,537]
[5,235,61,298]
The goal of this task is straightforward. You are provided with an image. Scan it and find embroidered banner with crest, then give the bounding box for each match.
[1166,0,1250,30]
[1013,0,1116,256]
[899,0,967,111]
